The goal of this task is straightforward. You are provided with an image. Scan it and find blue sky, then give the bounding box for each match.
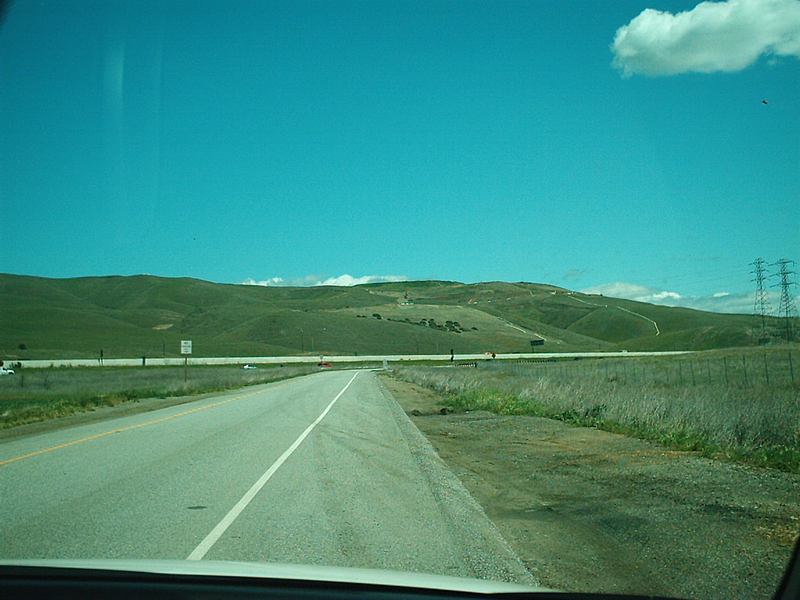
[1,0,798,313]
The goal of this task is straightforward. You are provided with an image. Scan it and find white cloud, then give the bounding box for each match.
[578,281,780,313]
[240,277,287,286]
[318,274,409,286]
[580,281,673,303]
[240,275,325,287]
[651,290,682,300]
[240,274,409,287]
[612,0,800,76]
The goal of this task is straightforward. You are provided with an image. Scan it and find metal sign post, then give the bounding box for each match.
[181,340,192,381]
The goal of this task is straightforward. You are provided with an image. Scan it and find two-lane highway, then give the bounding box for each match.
[0,371,535,585]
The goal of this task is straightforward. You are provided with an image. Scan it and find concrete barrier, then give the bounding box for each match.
[12,351,692,369]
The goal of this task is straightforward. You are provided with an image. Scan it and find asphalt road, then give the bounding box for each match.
[0,371,534,585]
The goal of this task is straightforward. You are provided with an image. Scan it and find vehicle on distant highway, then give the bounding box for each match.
[242,364,258,370]
[317,362,332,368]
[0,367,14,376]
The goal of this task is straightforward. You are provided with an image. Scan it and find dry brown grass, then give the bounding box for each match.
[394,350,800,472]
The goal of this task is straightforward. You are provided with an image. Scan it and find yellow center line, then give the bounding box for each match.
[0,379,299,468]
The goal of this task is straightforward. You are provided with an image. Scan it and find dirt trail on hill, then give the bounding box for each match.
[380,375,800,600]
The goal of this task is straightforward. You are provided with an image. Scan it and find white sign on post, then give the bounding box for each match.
[181,340,193,355]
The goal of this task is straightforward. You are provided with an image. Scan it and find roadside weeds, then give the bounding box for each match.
[391,362,800,473]
[381,374,800,600]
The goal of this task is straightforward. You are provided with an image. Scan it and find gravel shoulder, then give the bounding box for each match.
[380,374,800,600]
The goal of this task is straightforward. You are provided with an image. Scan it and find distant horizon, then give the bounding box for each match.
[3,268,792,316]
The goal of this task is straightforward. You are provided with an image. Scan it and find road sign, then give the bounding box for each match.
[181,340,193,355]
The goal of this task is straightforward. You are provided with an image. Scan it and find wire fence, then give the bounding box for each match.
[497,351,798,389]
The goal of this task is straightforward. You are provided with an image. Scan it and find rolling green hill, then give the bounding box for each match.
[0,273,788,360]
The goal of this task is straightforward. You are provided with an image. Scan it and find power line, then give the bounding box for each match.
[750,258,771,339]
[772,259,798,341]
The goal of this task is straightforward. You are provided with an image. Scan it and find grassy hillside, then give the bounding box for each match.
[0,273,790,360]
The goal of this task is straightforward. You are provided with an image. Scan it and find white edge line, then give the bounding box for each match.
[187,371,359,561]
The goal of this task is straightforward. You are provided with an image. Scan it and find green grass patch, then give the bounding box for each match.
[0,365,315,429]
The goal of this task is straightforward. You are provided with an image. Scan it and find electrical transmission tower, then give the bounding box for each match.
[773,259,798,342]
[750,258,771,341]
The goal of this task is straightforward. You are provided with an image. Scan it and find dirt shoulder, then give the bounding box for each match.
[380,375,800,600]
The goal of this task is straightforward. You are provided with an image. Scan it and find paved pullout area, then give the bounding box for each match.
[380,375,800,600]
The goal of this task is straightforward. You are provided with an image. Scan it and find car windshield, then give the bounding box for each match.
[1,1,799,599]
